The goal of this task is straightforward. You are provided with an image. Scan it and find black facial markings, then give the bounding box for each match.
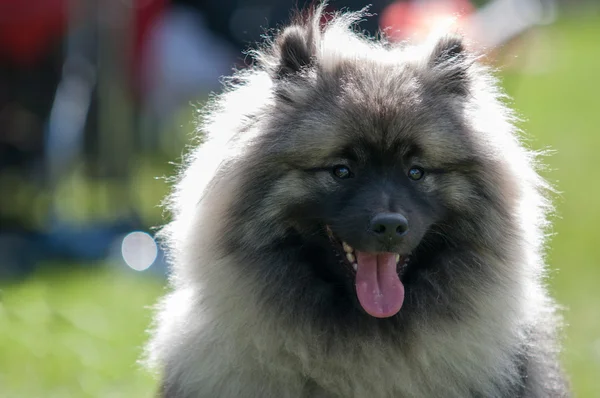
[230,134,478,325]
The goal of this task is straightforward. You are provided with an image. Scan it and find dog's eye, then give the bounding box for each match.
[408,166,424,181]
[332,165,353,179]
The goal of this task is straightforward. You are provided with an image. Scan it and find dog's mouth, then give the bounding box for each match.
[325,225,409,318]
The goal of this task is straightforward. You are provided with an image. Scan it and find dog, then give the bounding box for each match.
[145,5,569,397]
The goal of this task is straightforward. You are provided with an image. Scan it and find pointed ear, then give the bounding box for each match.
[428,35,469,96]
[273,24,315,78]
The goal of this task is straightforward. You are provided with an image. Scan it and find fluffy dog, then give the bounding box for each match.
[145,5,569,398]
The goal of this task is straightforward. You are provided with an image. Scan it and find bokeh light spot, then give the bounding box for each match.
[120,231,158,271]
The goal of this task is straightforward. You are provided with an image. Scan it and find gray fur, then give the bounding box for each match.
[144,5,569,398]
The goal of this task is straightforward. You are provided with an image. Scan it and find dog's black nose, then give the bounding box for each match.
[370,213,409,240]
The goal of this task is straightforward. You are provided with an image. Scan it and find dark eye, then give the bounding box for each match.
[408,166,424,181]
[332,165,353,179]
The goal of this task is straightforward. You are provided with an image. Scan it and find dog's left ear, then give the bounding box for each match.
[427,35,470,96]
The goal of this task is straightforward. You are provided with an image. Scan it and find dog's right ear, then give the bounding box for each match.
[273,25,316,78]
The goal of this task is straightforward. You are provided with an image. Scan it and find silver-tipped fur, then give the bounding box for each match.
[144,4,569,398]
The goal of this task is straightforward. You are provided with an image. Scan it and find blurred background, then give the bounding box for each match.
[0,0,598,396]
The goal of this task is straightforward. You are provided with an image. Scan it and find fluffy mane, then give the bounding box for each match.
[144,4,565,398]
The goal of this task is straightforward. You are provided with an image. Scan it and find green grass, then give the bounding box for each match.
[0,268,164,397]
[1,12,600,398]
[502,14,600,398]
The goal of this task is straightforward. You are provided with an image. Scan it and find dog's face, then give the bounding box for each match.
[286,135,450,318]
[273,79,479,318]
[221,26,513,323]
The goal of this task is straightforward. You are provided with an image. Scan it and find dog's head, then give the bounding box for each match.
[184,8,545,326]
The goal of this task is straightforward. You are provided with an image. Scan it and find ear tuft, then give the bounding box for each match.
[274,25,314,78]
[429,34,465,66]
[428,34,469,95]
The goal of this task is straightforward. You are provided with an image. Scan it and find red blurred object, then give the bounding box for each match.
[0,0,167,92]
[0,0,68,66]
[132,0,169,96]
[380,0,476,42]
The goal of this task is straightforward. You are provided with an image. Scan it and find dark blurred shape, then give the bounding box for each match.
[180,0,390,53]
[0,0,66,278]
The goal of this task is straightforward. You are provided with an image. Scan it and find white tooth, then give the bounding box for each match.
[352,263,358,271]
[395,254,400,263]
[346,252,356,263]
[342,242,353,253]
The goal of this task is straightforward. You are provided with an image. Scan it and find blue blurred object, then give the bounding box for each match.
[0,231,43,280]
[43,215,143,261]
[0,217,168,280]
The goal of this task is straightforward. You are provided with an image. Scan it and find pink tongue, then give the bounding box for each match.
[355,251,405,318]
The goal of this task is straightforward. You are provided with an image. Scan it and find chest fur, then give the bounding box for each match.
[248,320,521,398]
